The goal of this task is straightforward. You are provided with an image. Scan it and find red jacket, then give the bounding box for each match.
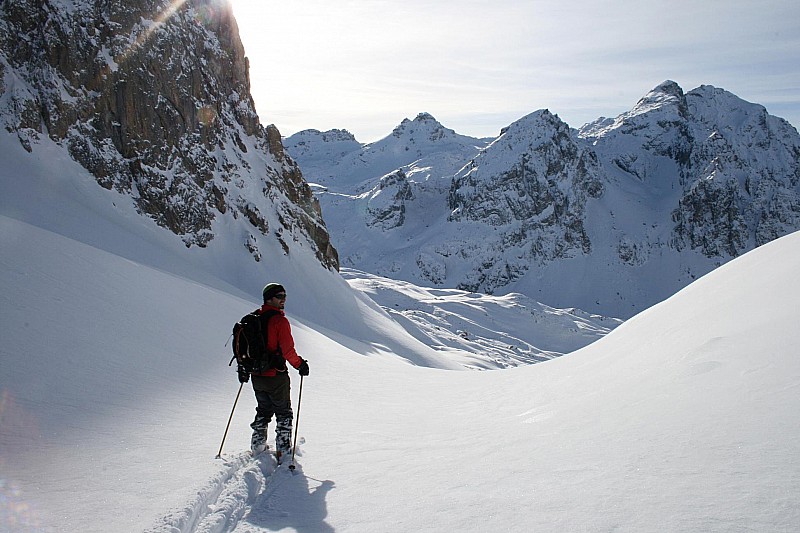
[252,304,303,377]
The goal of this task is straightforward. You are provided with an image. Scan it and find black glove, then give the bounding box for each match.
[237,364,250,383]
[298,359,309,376]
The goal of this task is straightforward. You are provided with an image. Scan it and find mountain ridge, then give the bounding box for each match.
[286,81,800,318]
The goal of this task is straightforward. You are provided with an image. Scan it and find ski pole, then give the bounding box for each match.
[289,375,304,472]
[215,382,244,459]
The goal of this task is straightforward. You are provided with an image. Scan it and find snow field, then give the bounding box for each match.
[3,219,800,532]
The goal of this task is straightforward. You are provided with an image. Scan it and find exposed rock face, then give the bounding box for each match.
[447,110,604,291]
[675,86,800,256]
[364,169,414,231]
[0,0,337,269]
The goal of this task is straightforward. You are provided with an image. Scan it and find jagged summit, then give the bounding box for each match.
[636,80,686,110]
[384,112,479,150]
[390,112,457,142]
[294,128,358,142]
[580,80,689,138]
[649,79,686,100]
[631,80,689,119]
[283,128,362,173]
[492,109,567,149]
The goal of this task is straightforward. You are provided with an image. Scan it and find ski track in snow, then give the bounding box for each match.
[148,451,276,533]
[150,442,331,533]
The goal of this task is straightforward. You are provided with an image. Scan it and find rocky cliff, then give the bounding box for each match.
[0,0,337,269]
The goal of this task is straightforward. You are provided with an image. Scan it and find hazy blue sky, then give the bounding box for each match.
[230,0,800,142]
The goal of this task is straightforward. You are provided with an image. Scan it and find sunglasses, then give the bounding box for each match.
[273,293,287,300]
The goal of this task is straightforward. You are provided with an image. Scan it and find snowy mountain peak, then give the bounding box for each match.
[302,128,358,143]
[634,80,686,113]
[494,109,568,147]
[686,84,780,133]
[650,79,685,99]
[443,108,604,291]
[581,80,689,139]
[285,113,488,189]
[389,112,464,145]
[282,128,363,170]
[397,111,438,127]
[637,80,687,119]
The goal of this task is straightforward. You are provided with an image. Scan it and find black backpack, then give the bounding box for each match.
[229,309,284,373]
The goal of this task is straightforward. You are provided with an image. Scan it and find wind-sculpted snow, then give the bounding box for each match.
[342,268,621,369]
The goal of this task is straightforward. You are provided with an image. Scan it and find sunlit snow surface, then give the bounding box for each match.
[2,132,800,531]
[342,268,620,369]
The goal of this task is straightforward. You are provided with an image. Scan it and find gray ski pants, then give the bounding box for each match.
[250,372,293,453]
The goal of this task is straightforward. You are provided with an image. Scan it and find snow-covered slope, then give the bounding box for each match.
[2,191,798,531]
[287,82,800,319]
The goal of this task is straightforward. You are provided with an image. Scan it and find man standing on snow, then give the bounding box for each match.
[239,283,309,458]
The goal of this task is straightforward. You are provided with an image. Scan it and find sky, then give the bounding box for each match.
[229,0,800,143]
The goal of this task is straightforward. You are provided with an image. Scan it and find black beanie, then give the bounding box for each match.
[263,283,286,302]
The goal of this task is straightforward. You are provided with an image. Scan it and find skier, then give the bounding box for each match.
[240,283,309,458]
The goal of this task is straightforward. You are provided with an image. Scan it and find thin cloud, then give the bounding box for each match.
[233,0,800,141]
